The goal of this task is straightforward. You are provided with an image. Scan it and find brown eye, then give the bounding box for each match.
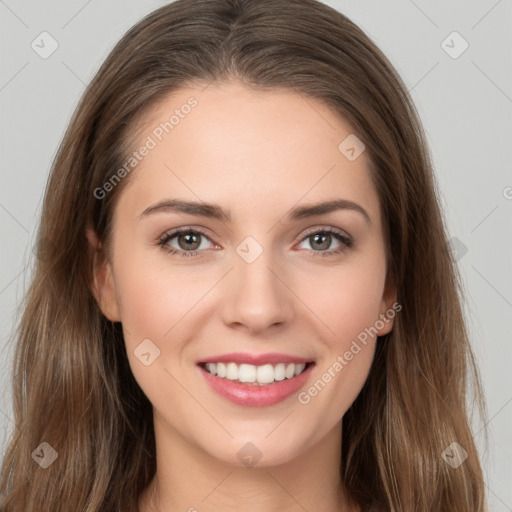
[176,232,202,251]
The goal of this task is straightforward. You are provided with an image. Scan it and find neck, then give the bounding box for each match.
[138,411,356,512]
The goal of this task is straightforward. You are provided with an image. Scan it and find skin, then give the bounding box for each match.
[89,80,396,512]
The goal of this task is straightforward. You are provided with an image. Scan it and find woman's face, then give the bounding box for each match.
[92,80,396,467]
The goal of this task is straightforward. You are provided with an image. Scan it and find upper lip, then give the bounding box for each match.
[197,352,314,366]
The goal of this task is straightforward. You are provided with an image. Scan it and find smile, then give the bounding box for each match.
[196,353,315,407]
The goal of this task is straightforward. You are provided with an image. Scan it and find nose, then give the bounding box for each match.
[220,246,295,335]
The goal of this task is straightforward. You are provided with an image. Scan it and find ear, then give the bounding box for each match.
[86,226,121,322]
[377,271,398,336]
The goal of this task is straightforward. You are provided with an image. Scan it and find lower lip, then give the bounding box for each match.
[198,363,315,407]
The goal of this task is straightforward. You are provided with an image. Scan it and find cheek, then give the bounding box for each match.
[111,253,207,402]
[296,277,382,422]
[292,255,385,412]
[115,271,173,341]
[295,256,387,347]
[114,267,205,349]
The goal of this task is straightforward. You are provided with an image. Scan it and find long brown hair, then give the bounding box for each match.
[0,0,487,510]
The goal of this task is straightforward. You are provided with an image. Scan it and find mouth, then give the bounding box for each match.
[196,354,316,407]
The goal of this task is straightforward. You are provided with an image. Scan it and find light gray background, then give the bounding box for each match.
[1,0,511,509]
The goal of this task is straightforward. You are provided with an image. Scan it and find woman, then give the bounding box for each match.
[0,0,487,510]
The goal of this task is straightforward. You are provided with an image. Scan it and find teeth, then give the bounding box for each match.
[216,362,226,378]
[294,364,305,376]
[239,363,256,383]
[274,363,286,381]
[226,362,238,380]
[203,361,307,384]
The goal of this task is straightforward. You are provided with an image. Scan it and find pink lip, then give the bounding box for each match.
[197,352,313,366]
[197,362,315,407]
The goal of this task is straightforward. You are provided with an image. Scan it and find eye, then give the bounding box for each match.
[157,226,353,259]
[296,227,353,257]
[157,227,216,258]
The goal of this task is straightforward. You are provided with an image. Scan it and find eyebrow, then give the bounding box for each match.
[139,198,371,226]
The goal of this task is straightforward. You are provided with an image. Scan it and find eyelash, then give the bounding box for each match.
[157,226,353,259]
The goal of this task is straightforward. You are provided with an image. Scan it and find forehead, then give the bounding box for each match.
[118,80,380,226]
